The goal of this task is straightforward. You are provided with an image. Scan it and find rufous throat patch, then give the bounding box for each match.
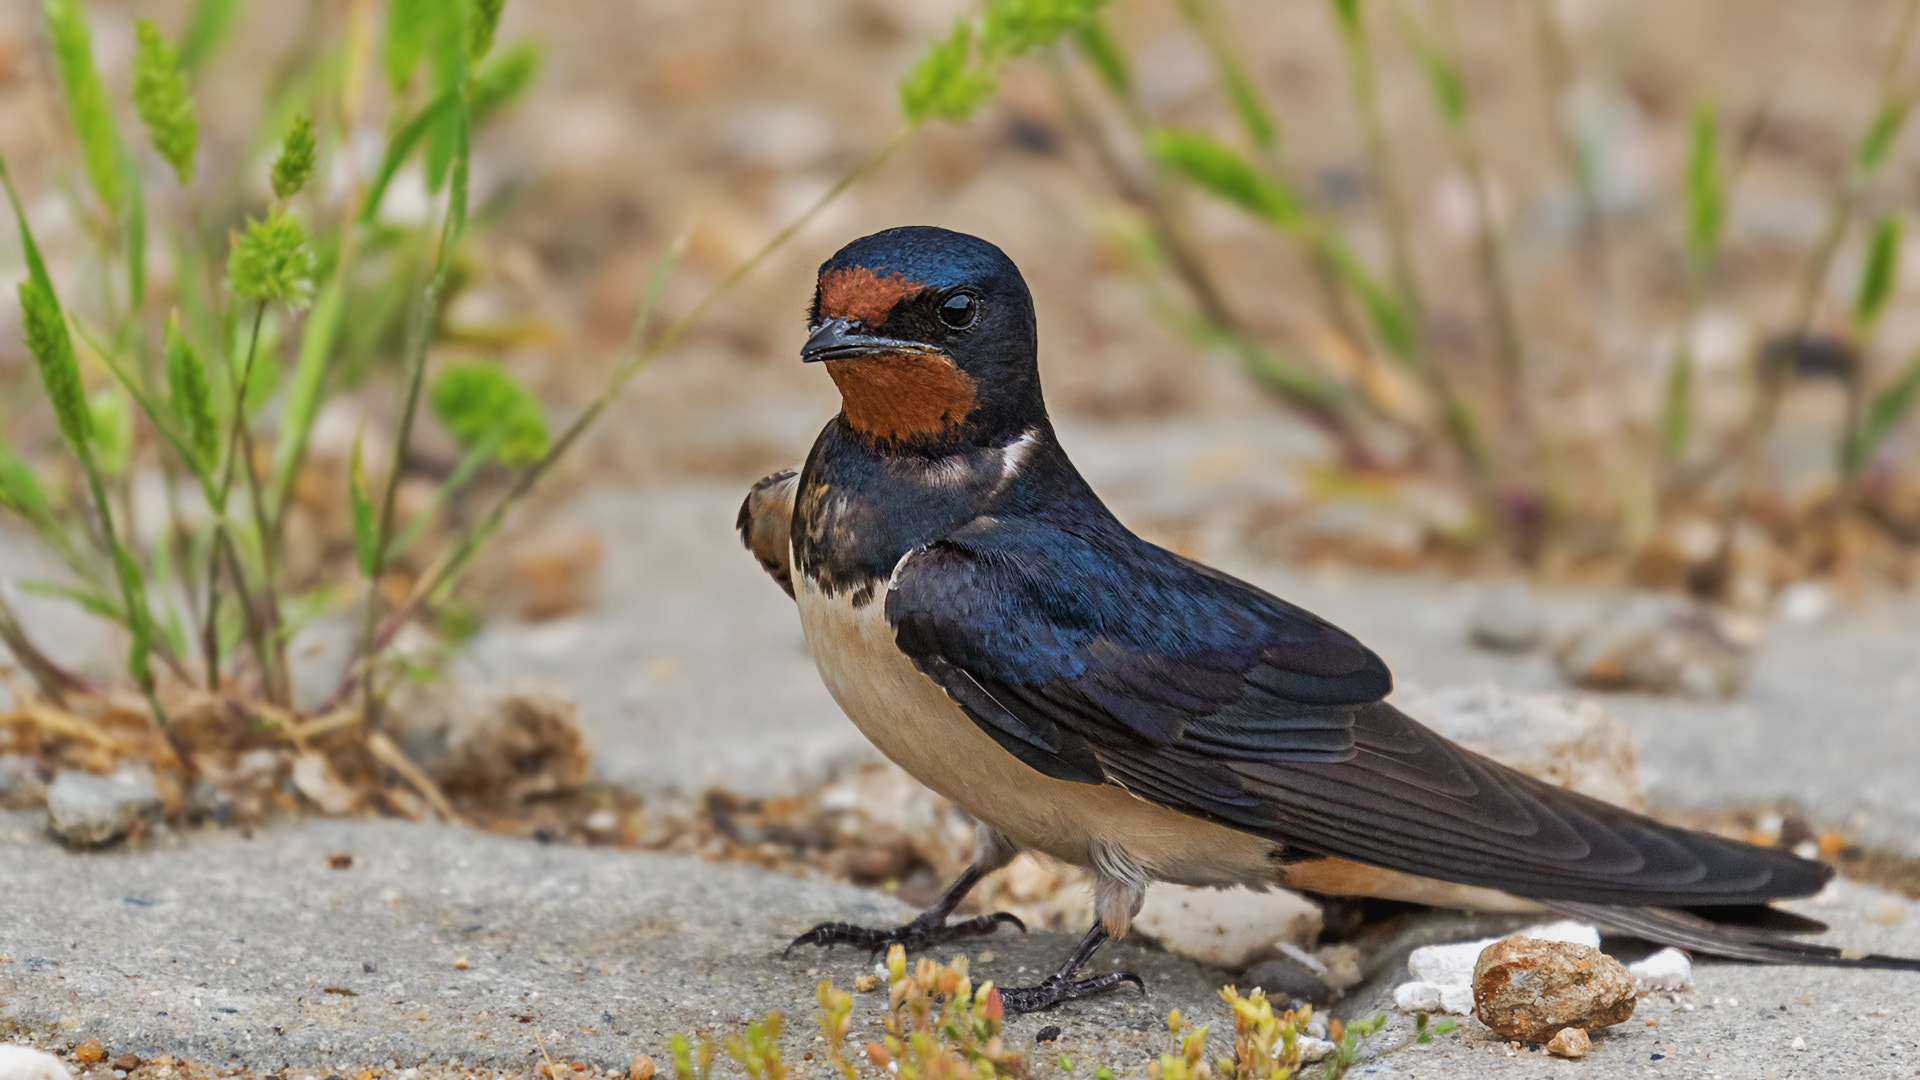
[817,266,924,326]
[826,352,976,442]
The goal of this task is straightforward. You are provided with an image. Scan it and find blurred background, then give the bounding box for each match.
[3,0,1920,916]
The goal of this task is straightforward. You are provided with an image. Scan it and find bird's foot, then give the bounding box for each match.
[994,970,1146,1015]
[784,909,1025,958]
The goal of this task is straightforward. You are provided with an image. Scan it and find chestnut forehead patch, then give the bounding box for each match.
[817,266,925,326]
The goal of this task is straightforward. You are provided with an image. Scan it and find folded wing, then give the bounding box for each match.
[887,515,1832,909]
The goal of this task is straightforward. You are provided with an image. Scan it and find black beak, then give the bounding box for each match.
[801,318,939,363]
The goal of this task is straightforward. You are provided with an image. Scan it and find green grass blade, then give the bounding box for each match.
[349,428,377,576]
[1146,127,1302,228]
[1661,341,1694,463]
[470,40,542,124]
[1856,99,1912,174]
[268,274,344,517]
[1177,0,1276,150]
[1847,352,1920,473]
[122,145,147,310]
[1855,214,1902,331]
[42,0,121,211]
[1073,18,1130,97]
[16,578,123,621]
[179,0,246,73]
[1685,100,1724,271]
[360,89,459,224]
[0,445,54,532]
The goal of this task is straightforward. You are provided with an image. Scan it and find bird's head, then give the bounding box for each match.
[803,226,1041,450]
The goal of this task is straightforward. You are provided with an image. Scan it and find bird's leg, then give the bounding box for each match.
[786,828,1025,957]
[994,923,1147,1015]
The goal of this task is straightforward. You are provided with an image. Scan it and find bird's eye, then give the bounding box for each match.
[939,293,980,330]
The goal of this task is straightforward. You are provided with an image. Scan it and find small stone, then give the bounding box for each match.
[386,683,590,807]
[73,1041,105,1064]
[1242,955,1331,1006]
[852,973,880,993]
[112,1055,141,1072]
[0,1044,73,1080]
[1554,594,1757,699]
[1468,582,1548,653]
[454,957,469,970]
[1297,1037,1337,1063]
[1790,1036,1807,1051]
[1545,1027,1590,1058]
[1473,937,1636,1042]
[1628,948,1692,992]
[629,1054,655,1080]
[1132,883,1321,969]
[1033,1025,1062,1044]
[47,766,161,848]
[327,853,353,870]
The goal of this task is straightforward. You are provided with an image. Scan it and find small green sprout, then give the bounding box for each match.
[18,281,91,453]
[271,115,317,200]
[429,361,551,466]
[228,207,316,307]
[132,19,198,185]
[165,314,218,472]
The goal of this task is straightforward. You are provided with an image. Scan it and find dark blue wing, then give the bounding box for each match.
[887,515,1834,907]
[886,515,1390,810]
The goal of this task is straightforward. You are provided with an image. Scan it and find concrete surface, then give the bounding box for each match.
[1333,878,1920,1079]
[0,812,1227,1074]
[3,814,1919,1078]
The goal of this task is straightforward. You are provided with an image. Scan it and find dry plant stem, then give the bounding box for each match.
[1333,8,1489,489]
[1437,0,1529,409]
[0,596,84,706]
[366,730,461,823]
[1337,4,1424,319]
[360,171,468,730]
[235,396,288,705]
[1045,54,1369,459]
[201,304,269,693]
[1528,0,1611,296]
[318,129,916,716]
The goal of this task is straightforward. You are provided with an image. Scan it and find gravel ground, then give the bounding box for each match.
[0,812,1227,1076]
[3,812,1919,1079]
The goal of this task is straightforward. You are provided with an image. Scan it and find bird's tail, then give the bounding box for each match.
[1545,900,1920,971]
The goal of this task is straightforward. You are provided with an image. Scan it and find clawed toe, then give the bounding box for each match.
[784,909,1027,958]
[995,970,1146,1015]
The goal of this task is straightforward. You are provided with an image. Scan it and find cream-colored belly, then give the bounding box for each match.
[795,574,1275,889]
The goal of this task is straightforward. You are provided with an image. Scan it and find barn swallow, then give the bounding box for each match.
[739,226,1920,1013]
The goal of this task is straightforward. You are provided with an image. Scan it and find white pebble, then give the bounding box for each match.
[1393,981,1444,1012]
[1297,1037,1337,1063]
[0,1045,71,1080]
[1629,948,1693,992]
[1790,1036,1807,1051]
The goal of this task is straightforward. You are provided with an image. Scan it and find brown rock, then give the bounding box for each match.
[1545,1027,1591,1058]
[1472,937,1635,1042]
[73,1040,104,1064]
[112,1054,142,1071]
[629,1055,656,1080]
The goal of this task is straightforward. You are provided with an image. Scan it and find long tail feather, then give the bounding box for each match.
[1546,900,1920,972]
